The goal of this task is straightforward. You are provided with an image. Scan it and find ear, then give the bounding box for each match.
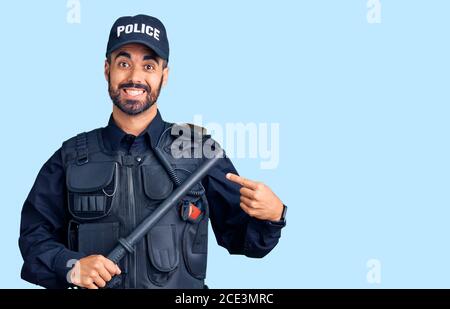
[162,66,169,87]
[104,59,110,82]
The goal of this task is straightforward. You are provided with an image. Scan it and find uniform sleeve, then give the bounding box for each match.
[202,154,285,258]
[19,149,86,289]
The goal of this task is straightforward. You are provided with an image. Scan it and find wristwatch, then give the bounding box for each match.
[279,204,288,223]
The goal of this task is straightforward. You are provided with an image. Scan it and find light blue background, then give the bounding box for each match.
[1,0,449,288]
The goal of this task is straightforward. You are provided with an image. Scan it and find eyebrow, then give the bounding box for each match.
[115,51,131,60]
[115,51,160,64]
[143,54,160,64]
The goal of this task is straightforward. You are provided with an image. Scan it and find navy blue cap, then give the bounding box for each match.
[106,14,169,61]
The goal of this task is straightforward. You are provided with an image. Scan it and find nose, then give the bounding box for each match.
[127,66,145,85]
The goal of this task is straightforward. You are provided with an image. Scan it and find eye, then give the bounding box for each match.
[118,61,130,68]
[145,64,155,71]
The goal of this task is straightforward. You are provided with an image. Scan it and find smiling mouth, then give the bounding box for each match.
[122,88,147,97]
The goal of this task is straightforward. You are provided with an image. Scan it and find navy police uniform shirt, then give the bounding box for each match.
[19,110,285,288]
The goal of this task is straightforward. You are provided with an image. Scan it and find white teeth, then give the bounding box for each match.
[124,89,144,96]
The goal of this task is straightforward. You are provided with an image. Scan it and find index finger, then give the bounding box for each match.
[104,258,122,275]
[226,173,258,190]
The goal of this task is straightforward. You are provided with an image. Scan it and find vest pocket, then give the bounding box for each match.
[66,162,117,221]
[182,218,208,279]
[141,164,173,200]
[146,224,179,286]
[77,222,120,256]
[69,221,127,288]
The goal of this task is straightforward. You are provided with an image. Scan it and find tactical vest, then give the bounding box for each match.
[61,122,211,288]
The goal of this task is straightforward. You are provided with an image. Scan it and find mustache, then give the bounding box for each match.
[119,82,150,93]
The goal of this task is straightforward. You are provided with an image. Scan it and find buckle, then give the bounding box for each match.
[76,154,89,165]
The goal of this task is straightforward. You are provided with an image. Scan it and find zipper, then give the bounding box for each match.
[127,166,137,288]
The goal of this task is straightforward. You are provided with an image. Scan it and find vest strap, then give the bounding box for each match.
[75,132,89,165]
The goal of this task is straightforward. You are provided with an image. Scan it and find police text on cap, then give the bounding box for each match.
[117,23,160,41]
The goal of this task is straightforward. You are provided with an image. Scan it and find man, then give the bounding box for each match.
[19,14,287,289]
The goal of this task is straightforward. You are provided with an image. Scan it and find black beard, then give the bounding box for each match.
[108,75,163,116]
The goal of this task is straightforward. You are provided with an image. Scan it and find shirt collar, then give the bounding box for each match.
[102,109,165,152]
